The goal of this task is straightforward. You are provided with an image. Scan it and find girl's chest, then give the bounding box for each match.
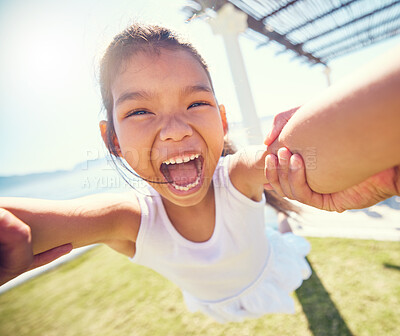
[163,195,216,243]
[170,206,216,243]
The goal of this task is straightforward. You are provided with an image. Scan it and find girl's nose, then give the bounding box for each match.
[159,116,193,142]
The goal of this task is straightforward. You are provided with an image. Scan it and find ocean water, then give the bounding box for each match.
[0,159,135,200]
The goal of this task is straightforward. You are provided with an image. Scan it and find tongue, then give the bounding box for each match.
[167,161,198,186]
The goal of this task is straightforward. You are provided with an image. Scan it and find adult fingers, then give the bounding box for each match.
[30,244,73,270]
[288,154,324,209]
[277,147,295,199]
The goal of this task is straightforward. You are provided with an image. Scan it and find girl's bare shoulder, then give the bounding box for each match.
[228,146,268,202]
[71,191,142,244]
[104,191,142,241]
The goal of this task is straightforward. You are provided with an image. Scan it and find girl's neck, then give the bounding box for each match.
[162,183,216,243]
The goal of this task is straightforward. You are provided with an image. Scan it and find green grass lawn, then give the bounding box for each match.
[0,237,399,336]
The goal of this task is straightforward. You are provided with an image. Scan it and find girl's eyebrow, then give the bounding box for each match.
[115,85,213,108]
[180,84,213,96]
[115,90,152,107]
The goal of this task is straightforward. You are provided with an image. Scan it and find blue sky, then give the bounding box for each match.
[1,0,399,176]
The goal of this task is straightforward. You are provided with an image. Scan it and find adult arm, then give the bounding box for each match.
[266,148,399,212]
[266,46,400,194]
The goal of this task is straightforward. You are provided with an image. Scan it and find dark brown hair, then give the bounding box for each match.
[99,23,298,216]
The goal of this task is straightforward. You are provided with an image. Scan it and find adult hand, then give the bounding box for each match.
[0,209,72,286]
[265,148,400,212]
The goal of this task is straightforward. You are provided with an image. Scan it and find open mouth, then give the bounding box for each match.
[160,154,203,192]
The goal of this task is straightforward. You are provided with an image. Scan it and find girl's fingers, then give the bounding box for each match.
[264,107,300,146]
[263,183,274,190]
[277,147,294,199]
[265,154,286,197]
[264,115,288,146]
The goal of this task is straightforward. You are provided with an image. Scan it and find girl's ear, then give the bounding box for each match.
[219,104,228,135]
[99,120,122,156]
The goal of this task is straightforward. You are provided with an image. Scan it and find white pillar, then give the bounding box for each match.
[323,66,331,86]
[209,3,263,145]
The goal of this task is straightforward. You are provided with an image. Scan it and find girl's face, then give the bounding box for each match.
[103,49,225,207]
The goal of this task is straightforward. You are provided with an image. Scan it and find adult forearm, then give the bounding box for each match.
[267,47,400,193]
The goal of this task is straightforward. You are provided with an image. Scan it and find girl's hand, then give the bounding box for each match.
[0,209,72,286]
[264,106,300,146]
[265,148,400,212]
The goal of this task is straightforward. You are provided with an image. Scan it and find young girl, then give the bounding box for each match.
[0,23,311,323]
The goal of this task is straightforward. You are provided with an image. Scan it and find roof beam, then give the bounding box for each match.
[302,0,400,45]
[319,24,400,61]
[285,0,360,35]
[184,0,400,66]
[261,0,303,20]
[310,12,400,55]
[246,14,326,65]
[232,0,263,19]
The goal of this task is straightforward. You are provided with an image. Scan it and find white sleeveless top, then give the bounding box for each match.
[131,155,311,323]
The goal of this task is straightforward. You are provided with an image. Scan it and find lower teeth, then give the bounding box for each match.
[172,175,201,191]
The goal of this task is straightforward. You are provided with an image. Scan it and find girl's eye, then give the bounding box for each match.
[126,110,150,117]
[188,102,209,109]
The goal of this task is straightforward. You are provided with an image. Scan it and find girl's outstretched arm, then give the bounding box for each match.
[0,209,73,285]
[0,192,141,258]
[266,46,400,194]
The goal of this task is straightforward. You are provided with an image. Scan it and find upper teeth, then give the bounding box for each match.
[163,154,199,165]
